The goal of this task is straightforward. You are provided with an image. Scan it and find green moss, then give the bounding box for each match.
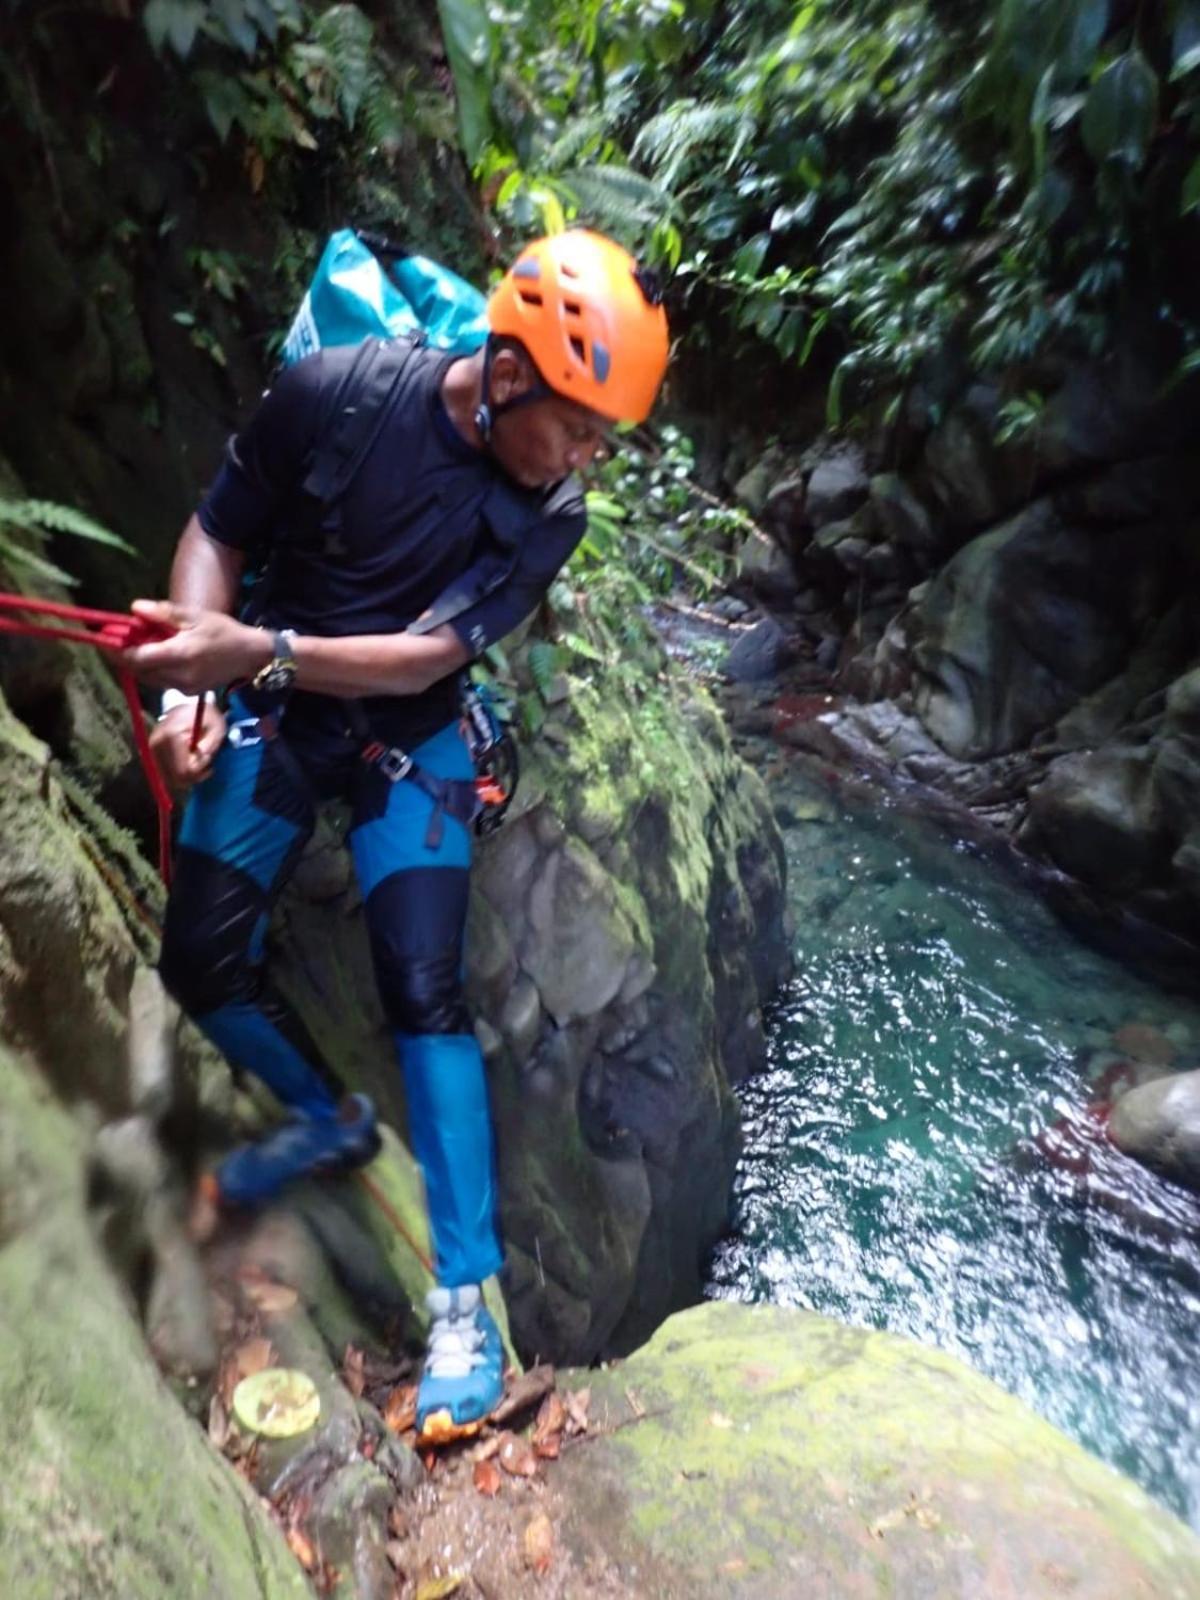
[0,1043,310,1600]
[554,1302,1200,1598]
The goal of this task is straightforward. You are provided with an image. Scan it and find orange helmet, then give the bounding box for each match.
[486,230,669,425]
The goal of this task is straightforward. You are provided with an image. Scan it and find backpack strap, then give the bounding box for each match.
[300,333,425,514]
[405,476,544,638]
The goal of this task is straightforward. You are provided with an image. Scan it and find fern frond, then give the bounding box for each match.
[557,164,673,239]
[632,99,754,190]
[0,499,133,553]
[527,640,561,700]
[311,2,374,126]
[0,535,78,589]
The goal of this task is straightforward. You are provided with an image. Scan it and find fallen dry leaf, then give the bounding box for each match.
[534,1433,561,1461]
[709,1412,735,1430]
[532,1392,567,1447]
[235,1337,274,1381]
[383,1384,417,1434]
[564,1388,590,1435]
[473,1458,502,1497]
[523,1511,554,1575]
[207,1395,231,1451]
[625,1386,646,1419]
[469,1436,502,1463]
[237,1271,299,1316]
[414,1575,463,1600]
[285,1526,316,1571]
[343,1344,365,1399]
[497,1430,538,1479]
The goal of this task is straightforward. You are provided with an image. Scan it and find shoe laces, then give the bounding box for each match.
[425,1285,486,1380]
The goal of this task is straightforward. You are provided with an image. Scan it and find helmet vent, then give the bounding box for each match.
[569,335,586,365]
[518,289,544,307]
[561,263,580,279]
[564,300,582,316]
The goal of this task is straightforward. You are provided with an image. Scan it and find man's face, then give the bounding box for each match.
[487,348,609,488]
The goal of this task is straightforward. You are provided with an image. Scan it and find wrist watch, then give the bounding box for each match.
[251,628,298,695]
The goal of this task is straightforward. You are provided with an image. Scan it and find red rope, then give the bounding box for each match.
[0,592,178,885]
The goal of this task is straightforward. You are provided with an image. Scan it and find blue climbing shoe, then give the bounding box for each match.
[416,1284,504,1432]
[214,1093,380,1208]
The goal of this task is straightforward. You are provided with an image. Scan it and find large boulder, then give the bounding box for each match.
[550,1301,1200,1598]
[910,500,1168,759]
[1109,1069,1200,1193]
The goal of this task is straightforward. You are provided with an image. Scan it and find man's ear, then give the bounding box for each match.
[488,345,537,406]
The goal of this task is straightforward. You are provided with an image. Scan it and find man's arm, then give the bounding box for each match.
[126,599,471,698]
[170,513,246,614]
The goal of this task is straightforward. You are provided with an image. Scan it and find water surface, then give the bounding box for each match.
[708,756,1200,1526]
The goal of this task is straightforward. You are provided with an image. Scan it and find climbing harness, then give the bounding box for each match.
[0,591,185,884]
[352,677,519,848]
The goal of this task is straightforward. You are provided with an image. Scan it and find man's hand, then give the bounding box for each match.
[123,600,269,692]
[150,701,227,790]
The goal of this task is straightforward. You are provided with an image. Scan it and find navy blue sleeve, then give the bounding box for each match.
[448,502,587,657]
[196,354,328,550]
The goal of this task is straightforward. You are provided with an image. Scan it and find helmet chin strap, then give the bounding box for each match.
[474,336,552,447]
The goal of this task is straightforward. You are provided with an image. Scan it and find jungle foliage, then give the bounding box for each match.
[437,0,1200,416]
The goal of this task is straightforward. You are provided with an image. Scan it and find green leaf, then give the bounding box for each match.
[435,0,493,162]
[1063,0,1109,82]
[143,0,207,59]
[0,536,78,589]
[1081,51,1159,169]
[1172,2,1200,79]
[731,232,770,282]
[11,499,135,554]
[1182,156,1200,215]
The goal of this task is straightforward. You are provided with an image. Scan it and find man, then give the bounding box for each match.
[125,229,669,1429]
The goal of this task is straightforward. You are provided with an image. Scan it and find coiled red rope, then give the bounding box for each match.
[0,592,182,885]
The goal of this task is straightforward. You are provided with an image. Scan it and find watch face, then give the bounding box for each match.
[254,661,296,695]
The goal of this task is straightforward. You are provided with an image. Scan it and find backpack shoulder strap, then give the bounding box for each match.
[300,333,425,512]
[405,477,546,637]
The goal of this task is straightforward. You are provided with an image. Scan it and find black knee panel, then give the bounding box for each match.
[159,849,267,1017]
[375,945,470,1035]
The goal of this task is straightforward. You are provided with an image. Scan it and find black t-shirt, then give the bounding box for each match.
[197,341,586,750]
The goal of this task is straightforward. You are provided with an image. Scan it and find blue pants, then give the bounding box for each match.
[159,703,503,1288]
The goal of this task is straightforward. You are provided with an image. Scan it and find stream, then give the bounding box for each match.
[706,746,1200,1529]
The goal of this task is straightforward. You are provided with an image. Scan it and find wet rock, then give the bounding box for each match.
[911,500,1157,759]
[708,596,751,622]
[760,474,808,549]
[1021,747,1172,894]
[498,974,542,1066]
[805,445,869,529]
[1110,1069,1200,1193]
[732,444,789,516]
[519,842,636,1022]
[723,615,793,683]
[924,383,1019,531]
[870,471,939,556]
[736,528,799,603]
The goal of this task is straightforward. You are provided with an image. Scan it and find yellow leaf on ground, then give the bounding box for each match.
[523,1511,554,1575]
[232,1368,320,1439]
[415,1575,463,1600]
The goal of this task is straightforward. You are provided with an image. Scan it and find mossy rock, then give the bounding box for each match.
[0,1040,310,1600]
[554,1301,1200,1599]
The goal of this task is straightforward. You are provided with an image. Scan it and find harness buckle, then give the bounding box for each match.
[378,747,414,783]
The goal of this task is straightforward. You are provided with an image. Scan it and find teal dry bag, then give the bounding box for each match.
[280,228,489,365]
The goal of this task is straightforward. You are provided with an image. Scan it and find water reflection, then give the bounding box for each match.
[708,758,1200,1526]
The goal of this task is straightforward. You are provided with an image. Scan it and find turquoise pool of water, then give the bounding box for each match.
[707,756,1200,1527]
